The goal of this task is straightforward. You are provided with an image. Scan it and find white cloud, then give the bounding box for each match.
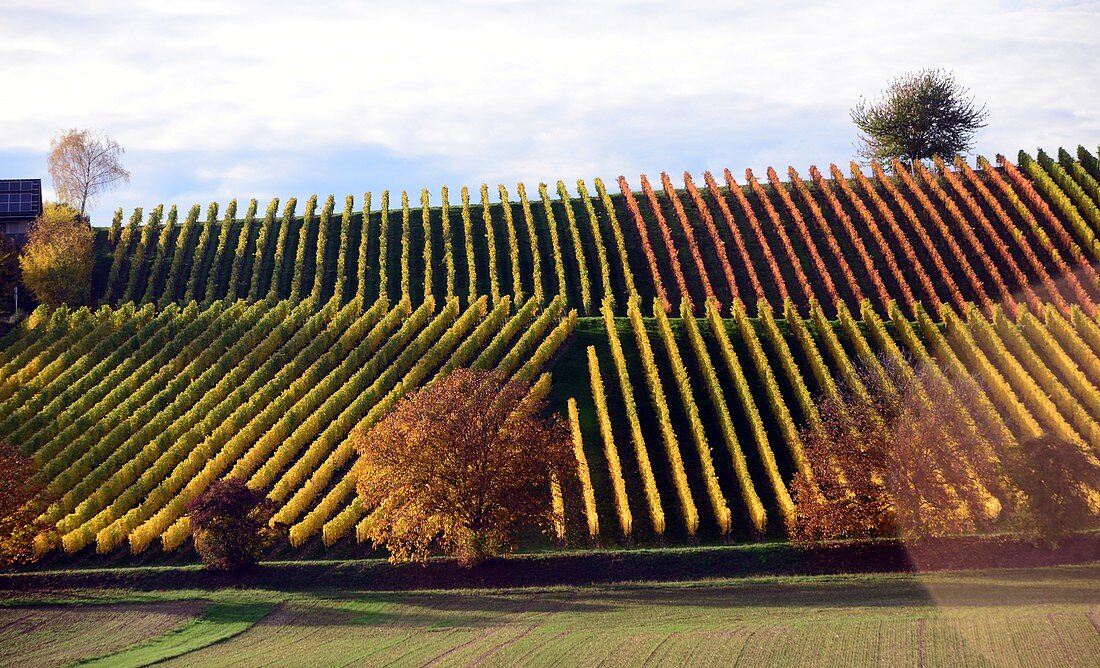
[2,0,1098,221]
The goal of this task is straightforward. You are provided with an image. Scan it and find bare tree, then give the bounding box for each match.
[47,129,131,222]
[851,69,988,164]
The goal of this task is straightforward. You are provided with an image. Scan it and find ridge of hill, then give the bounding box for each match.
[92,146,1100,318]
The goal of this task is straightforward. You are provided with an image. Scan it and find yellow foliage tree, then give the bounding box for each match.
[20,203,94,307]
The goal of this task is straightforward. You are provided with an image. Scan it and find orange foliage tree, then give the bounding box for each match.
[1007,435,1100,546]
[354,369,571,566]
[0,443,51,567]
[790,360,1004,542]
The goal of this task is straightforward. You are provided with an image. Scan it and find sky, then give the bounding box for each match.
[1,0,1098,226]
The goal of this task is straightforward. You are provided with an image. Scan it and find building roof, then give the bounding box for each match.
[0,179,43,222]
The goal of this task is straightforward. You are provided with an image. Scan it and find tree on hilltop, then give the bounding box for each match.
[47,128,130,222]
[851,69,988,164]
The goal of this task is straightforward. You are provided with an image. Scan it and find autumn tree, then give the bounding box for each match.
[186,478,280,571]
[355,369,572,566]
[790,358,1001,542]
[19,203,94,306]
[47,128,130,222]
[1006,435,1100,545]
[851,69,988,164]
[0,443,52,568]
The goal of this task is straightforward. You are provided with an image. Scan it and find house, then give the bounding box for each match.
[0,178,43,245]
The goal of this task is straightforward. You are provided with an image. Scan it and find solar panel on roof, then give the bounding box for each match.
[0,179,42,221]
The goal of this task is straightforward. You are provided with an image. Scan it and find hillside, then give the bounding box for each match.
[94,147,1100,318]
[3,145,1100,560]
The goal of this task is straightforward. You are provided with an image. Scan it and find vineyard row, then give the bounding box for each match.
[0,294,575,555]
[96,147,1100,317]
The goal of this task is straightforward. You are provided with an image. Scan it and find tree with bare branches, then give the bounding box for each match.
[355,369,571,566]
[47,128,130,222]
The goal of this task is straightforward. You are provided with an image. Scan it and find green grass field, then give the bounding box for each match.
[2,564,1098,667]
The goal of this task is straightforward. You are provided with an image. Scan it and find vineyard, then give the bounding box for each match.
[92,147,1100,318]
[3,145,1100,557]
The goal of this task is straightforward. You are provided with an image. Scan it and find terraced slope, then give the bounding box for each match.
[556,298,1100,545]
[4,145,1100,558]
[94,147,1100,317]
[4,293,1099,554]
[0,296,576,556]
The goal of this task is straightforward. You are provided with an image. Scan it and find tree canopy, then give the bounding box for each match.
[186,478,279,571]
[19,203,94,307]
[851,69,988,164]
[355,369,572,566]
[0,442,51,567]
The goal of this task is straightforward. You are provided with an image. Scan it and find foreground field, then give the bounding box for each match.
[1,564,1098,666]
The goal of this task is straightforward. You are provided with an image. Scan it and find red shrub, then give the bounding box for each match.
[850,162,938,313]
[767,167,839,305]
[937,156,1045,314]
[892,160,994,314]
[913,160,1017,315]
[872,161,963,313]
[745,168,815,305]
[991,155,1100,310]
[829,163,916,311]
[187,478,279,571]
[659,172,714,305]
[724,168,791,303]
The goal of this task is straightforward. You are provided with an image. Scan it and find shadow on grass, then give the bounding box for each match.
[1,533,1097,595]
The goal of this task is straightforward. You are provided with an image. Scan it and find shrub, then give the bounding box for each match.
[0,442,52,567]
[790,360,998,542]
[247,198,280,302]
[592,177,637,299]
[186,478,279,571]
[765,168,836,304]
[354,369,571,566]
[498,185,524,303]
[745,169,813,304]
[617,176,670,312]
[639,174,691,310]
[20,203,94,307]
[829,164,913,309]
[726,169,791,304]
[1007,435,1100,545]
[481,185,501,305]
[516,183,545,305]
[787,166,862,304]
[537,183,569,303]
[227,199,259,301]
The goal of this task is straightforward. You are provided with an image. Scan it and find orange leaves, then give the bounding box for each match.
[617,175,672,312]
[725,169,791,303]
